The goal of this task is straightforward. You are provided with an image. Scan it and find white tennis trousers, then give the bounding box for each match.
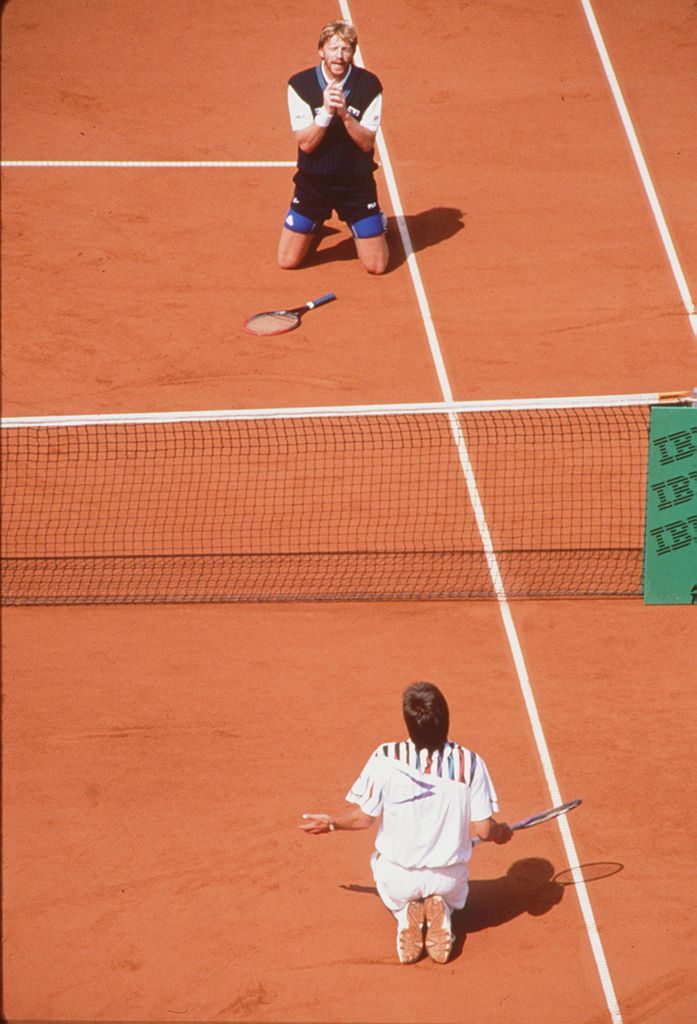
[371,851,469,915]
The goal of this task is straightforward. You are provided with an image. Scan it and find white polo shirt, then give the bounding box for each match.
[346,740,499,869]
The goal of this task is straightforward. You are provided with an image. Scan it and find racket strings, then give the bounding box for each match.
[520,799,582,828]
[526,810,564,825]
[244,311,298,336]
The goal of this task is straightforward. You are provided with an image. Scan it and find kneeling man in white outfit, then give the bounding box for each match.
[300,681,513,964]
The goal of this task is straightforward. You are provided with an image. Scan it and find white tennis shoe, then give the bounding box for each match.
[397,900,425,964]
[424,895,454,964]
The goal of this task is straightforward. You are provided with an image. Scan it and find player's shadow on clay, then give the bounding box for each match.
[303,207,465,273]
[341,857,564,962]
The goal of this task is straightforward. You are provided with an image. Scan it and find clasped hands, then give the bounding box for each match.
[323,82,350,121]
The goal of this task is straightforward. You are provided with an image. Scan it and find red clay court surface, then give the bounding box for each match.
[2,2,696,1022]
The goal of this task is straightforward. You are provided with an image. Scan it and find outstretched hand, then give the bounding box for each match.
[299,812,333,834]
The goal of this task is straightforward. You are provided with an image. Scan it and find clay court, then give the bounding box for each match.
[2,1,696,1022]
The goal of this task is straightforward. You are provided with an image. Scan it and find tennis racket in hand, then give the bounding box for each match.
[243,292,337,336]
[472,799,581,846]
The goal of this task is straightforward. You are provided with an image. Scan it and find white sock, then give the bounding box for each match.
[394,905,412,930]
[426,896,453,932]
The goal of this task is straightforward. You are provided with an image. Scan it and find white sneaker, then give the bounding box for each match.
[424,895,453,964]
[397,900,425,964]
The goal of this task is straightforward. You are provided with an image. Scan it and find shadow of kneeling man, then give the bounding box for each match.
[302,206,466,273]
[451,858,564,959]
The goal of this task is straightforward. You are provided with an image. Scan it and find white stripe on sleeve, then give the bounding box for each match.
[288,84,314,130]
[360,92,382,132]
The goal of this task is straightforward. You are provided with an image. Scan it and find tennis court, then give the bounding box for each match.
[2,1,696,1022]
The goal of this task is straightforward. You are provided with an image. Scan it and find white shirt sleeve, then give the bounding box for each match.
[287,84,314,131]
[360,92,382,132]
[346,749,387,817]
[469,752,500,821]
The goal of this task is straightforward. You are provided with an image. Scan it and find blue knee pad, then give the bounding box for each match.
[284,209,317,234]
[350,211,387,239]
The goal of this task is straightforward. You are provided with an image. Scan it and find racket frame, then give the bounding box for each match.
[472,798,581,846]
[242,292,336,336]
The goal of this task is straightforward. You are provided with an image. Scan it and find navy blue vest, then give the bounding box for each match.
[289,64,381,178]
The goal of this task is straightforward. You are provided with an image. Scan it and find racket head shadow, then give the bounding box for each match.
[242,311,300,336]
[553,862,624,886]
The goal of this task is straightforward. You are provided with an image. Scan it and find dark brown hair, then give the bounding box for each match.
[402,682,450,753]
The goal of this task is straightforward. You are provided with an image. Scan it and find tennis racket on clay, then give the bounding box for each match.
[242,292,337,336]
[472,798,581,846]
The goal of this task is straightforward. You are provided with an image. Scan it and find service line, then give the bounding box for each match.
[1,160,295,168]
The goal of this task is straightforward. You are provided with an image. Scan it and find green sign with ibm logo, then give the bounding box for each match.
[643,401,697,604]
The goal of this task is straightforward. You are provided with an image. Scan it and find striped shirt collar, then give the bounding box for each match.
[378,739,475,784]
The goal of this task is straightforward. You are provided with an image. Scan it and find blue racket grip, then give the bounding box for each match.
[307,292,336,309]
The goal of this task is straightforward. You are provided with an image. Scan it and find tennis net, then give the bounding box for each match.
[1,391,691,605]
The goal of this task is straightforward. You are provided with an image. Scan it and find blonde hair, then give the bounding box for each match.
[318,20,358,52]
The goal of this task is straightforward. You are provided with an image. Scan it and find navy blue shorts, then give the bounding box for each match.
[288,170,384,232]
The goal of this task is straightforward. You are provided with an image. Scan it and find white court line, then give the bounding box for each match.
[3,389,681,429]
[581,0,697,337]
[1,160,295,168]
[340,1,624,1021]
